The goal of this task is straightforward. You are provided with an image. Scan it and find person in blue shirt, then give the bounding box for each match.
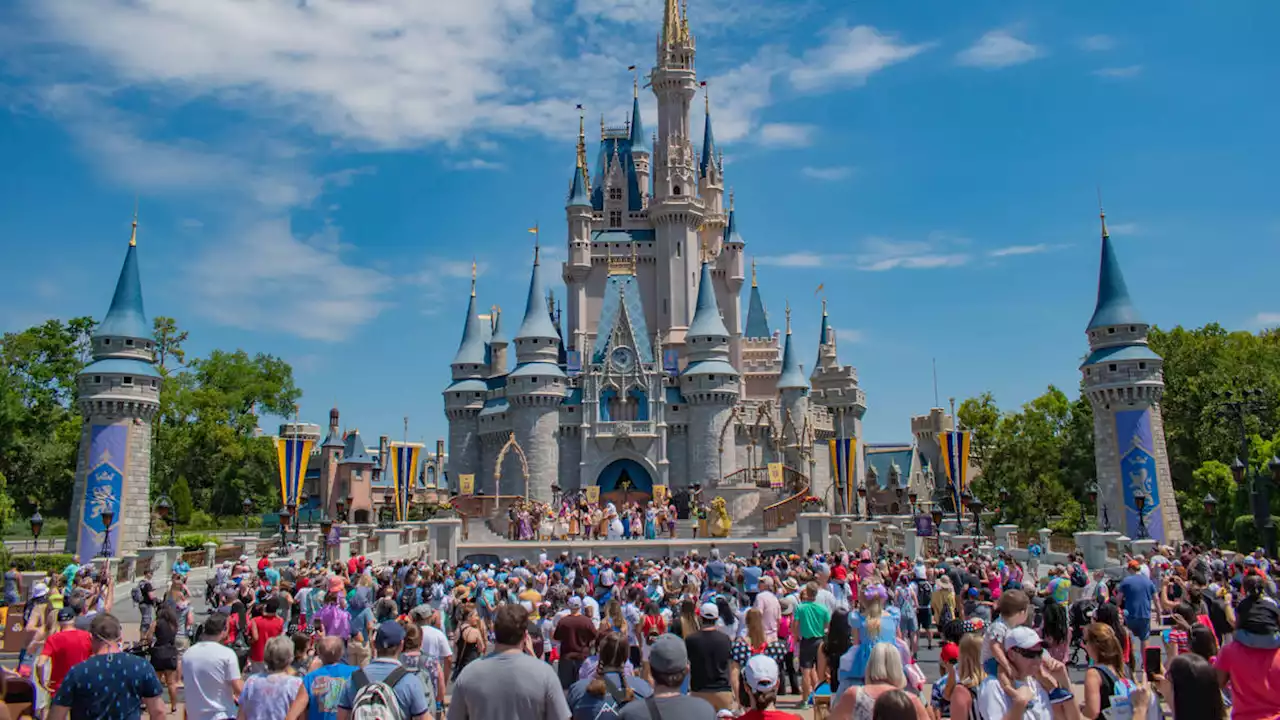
[337,622,429,720]
[50,613,166,720]
[171,558,190,578]
[1114,560,1157,673]
[291,636,359,720]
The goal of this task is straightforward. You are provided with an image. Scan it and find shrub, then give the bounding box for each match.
[1232,514,1278,552]
[185,510,217,530]
[170,477,194,525]
[175,533,219,552]
[8,553,75,573]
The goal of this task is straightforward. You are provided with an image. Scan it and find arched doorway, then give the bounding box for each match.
[597,458,654,507]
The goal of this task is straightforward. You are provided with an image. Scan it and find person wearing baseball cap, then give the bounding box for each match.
[975,626,1075,718]
[617,634,717,720]
[737,655,801,720]
[337,620,432,719]
[686,602,734,713]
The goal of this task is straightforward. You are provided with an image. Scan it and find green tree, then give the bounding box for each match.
[169,475,194,525]
[152,316,189,372]
[1177,460,1236,546]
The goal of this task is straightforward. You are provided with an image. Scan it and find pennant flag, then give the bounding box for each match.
[627,65,636,71]
[828,437,857,515]
[814,283,824,296]
[276,437,315,510]
[576,103,583,110]
[527,225,539,234]
[389,442,424,522]
[700,81,707,87]
[938,431,972,513]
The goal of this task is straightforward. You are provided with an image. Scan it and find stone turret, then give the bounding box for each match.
[68,215,161,557]
[680,260,739,488]
[318,407,345,515]
[809,299,866,504]
[777,304,810,471]
[488,307,508,376]
[443,267,486,491]
[507,246,564,501]
[630,90,651,206]
[1081,209,1182,542]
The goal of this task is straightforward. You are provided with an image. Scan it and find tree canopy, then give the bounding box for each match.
[960,323,1280,542]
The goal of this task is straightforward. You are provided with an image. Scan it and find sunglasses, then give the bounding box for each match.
[1010,646,1043,659]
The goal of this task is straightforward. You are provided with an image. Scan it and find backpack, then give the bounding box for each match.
[1070,564,1088,588]
[594,674,631,719]
[131,584,144,605]
[349,667,410,720]
[916,580,932,608]
[399,586,419,614]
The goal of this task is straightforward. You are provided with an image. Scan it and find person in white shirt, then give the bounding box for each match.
[181,614,243,720]
[975,627,1076,720]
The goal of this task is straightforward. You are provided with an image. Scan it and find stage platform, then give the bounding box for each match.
[457,535,801,563]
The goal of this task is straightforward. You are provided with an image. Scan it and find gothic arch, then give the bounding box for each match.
[493,432,530,497]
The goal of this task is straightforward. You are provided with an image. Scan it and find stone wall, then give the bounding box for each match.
[447,411,480,490]
[559,432,583,491]
[688,403,733,487]
[510,406,559,501]
[66,413,153,556]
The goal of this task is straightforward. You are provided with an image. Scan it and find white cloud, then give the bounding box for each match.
[855,237,970,271]
[756,252,827,268]
[1094,65,1143,79]
[790,25,931,91]
[988,244,1052,257]
[450,158,505,171]
[1107,222,1142,236]
[956,30,1041,69]
[1078,35,1116,52]
[1252,313,1280,329]
[835,328,864,344]
[758,123,816,148]
[179,218,204,230]
[801,166,853,181]
[189,218,391,342]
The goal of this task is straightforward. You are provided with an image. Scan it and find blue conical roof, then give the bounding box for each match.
[1087,222,1144,330]
[778,315,809,390]
[516,249,560,341]
[452,289,487,365]
[630,96,649,154]
[699,109,717,179]
[341,430,376,465]
[94,242,149,339]
[688,261,729,339]
[567,164,590,207]
[818,306,831,348]
[723,207,743,245]
[744,285,770,339]
[490,307,506,345]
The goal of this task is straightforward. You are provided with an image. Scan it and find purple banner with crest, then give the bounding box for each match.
[78,424,126,559]
[1116,408,1167,542]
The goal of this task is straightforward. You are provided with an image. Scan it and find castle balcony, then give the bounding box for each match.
[592,420,656,439]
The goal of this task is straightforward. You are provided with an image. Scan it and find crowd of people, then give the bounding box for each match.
[5,538,1278,720]
[503,498,684,541]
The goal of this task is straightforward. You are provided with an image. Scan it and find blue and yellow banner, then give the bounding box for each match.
[1116,409,1166,542]
[389,442,423,522]
[828,437,857,515]
[938,431,971,512]
[276,437,314,509]
[79,424,127,558]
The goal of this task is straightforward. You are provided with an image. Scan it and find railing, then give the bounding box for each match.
[181,549,205,566]
[1049,534,1076,554]
[136,554,154,579]
[593,421,655,438]
[722,465,807,492]
[449,494,526,519]
[763,475,810,531]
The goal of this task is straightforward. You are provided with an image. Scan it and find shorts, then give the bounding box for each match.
[917,608,933,630]
[1125,616,1151,642]
[799,637,822,669]
[899,613,918,634]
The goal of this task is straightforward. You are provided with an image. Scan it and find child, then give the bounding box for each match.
[1233,573,1280,649]
[930,641,959,719]
[982,589,1029,679]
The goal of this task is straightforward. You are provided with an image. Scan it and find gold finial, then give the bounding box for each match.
[470,259,477,297]
[1097,187,1109,239]
[704,81,710,114]
[822,297,828,316]
[751,257,758,287]
[729,188,735,212]
[633,73,639,99]
[129,198,138,247]
[576,105,588,173]
[681,0,689,41]
[631,237,638,267]
[600,113,605,136]
[663,0,679,46]
[785,301,792,334]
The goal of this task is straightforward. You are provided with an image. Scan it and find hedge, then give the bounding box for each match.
[175,533,220,552]
[9,553,75,573]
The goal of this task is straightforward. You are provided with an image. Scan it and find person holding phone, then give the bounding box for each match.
[1114,561,1158,676]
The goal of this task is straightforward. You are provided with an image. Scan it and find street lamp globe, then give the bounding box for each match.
[29,510,43,540]
[1087,483,1099,505]
[155,495,172,520]
[1231,457,1247,484]
[1133,489,1147,513]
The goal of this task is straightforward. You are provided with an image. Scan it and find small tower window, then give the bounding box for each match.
[1108,364,1117,372]
[608,187,622,202]
[103,338,111,346]
[609,210,622,228]
[1107,328,1116,335]
[150,379,157,388]
[93,376,102,384]
[1129,326,1136,332]
[122,376,133,385]
[1138,362,1146,370]
[125,339,134,347]
[673,186,682,196]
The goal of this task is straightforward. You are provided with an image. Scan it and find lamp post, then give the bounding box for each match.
[155,495,176,546]
[1203,492,1219,548]
[242,497,253,534]
[970,497,986,539]
[1216,388,1276,558]
[959,491,974,535]
[99,505,116,559]
[336,498,347,524]
[29,509,43,555]
[383,490,395,528]
[278,505,292,553]
[998,487,1010,524]
[1133,489,1149,540]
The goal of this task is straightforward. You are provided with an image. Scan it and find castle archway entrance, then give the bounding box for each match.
[596,458,654,507]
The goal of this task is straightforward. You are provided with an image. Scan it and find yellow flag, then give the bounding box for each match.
[814,283,824,296]
[527,225,539,234]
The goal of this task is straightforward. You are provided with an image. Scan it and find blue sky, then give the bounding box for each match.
[2,0,1277,446]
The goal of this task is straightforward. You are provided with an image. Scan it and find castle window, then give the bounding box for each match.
[151,379,157,388]
[103,338,111,346]
[609,211,622,228]
[1139,362,1146,370]
[1108,364,1117,372]
[673,405,680,411]
[609,187,622,202]
[673,186,681,196]
[677,242,681,257]
[122,376,133,385]
[1129,326,1136,332]
[94,376,102,384]
[125,339,134,347]
[1107,328,1116,334]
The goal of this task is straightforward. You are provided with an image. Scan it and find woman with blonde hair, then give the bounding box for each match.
[729,608,789,707]
[941,634,984,720]
[830,644,929,720]
[1081,623,1134,719]
[931,577,958,632]
[599,599,628,638]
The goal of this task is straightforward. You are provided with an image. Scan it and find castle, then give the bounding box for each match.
[443,0,876,511]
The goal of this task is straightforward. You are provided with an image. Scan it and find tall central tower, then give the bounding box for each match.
[649,0,703,348]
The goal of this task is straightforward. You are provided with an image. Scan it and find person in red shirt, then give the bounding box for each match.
[739,654,801,720]
[39,608,92,694]
[257,552,271,572]
[247,597,284,672]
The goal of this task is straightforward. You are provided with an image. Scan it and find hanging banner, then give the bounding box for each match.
[389,442,424,522]
[767,462,785,489]
[566,350,583,377]
[938,431,971,513]
[663,349,680,375]
[828,437,857,515]
[653,485,668,505]
[77,424,127,559]
[1115,409,1167,542]
[585,485,601,504]
[458,474,475,495]
[276,436,314,510]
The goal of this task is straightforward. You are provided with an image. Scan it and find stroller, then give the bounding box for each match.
[1067,598,1098,666]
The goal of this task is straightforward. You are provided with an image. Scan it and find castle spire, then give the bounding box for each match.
[819,297,831,347]
[451,270,485,367]
[699,85,718,179]
[778,301,809,389]
[1087,204,1143,330]
[629,94,649,154]
[94,211,150,339]
[515,243,559,343]
[662,0,681,47]
[743,259,771,339]
[687,260,729,341]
